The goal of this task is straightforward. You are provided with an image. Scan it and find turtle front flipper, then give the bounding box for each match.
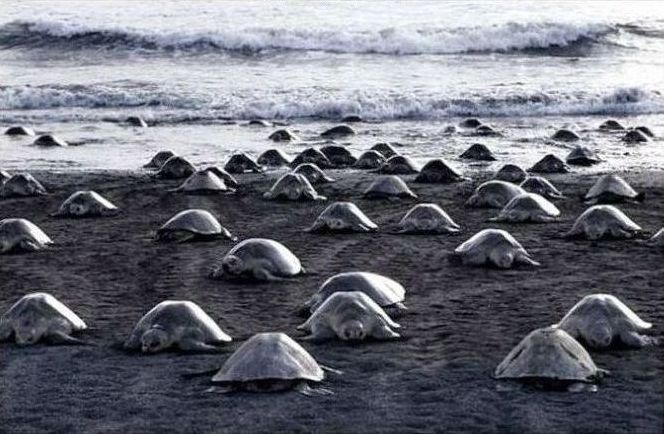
[46,330,91,346]
[372,321,401,340]
[621,331,657,348]
[179,329,224,353]
[294,382,332,396]
[299,322,335,342]
[0,321,12,341]
[20,240,45,252]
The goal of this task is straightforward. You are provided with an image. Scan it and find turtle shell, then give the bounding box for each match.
[460,143,496,161]
[370,143,399,159]
[415,159,465,183]
[491,193,560,223]
[33,134,68,147]
[565,205,641,240]
[4,126,35,136]
[292,163,334,184]
[174,171,231,194]
[223,238,302,277]
[398,203,461,234]
[584,174,639,203]
[144,151,177,169]
[520,176,563,199]
[268,129,299,142]
[155,156,196,179]
[55,190,118,217]
[528,154,570,174]
[0,173,47,197]
[224,153,261,174]
[599,120,625,131]
[202,166,239,188]
[378,155,420,174]
[263,173,326,201]
[466,180,525,208]
[321,124,355,138]
[494,164,527,183]
[459,118,482,128]
[363,176,417,199]
[290,148,333,169]
[320,145,357,167]
[354,150,387,169]
[566,146,601,166]
[551,129,580,142]
[306,202,377,233]
[1,293,86,332]
[157,209,230,238]
[257,149,291,166]
[622,129,649,143]
[0,218,53,253]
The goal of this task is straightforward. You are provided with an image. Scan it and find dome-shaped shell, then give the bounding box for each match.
[4,126,35,136]
[247,119,271,127]
[354,150,387,169]
[306,202,377,233]
[459,118,482,128]
[202,166,239,188]
[144,150,177,169]
[290,148,333,169]
[257,149,290,166]
[320,145,357,167]
[415,159,466,183]
[398,203,460,234]
[466,180,525,208]
[565,205,641,240]
[321,124,356,138]
[551,129,580,142]
[460,143,496,161]
[157,209,231,239]
[453,228,539,268]
[155,156,196,179]
[378,155,420,174]
[520,176,563,199]
[474,124,500,137]
[584,174,640,204]
[370,143,398,159]
[292,163,334,184]
[341,115,362,123]
[647,228,664,246]
[566,146,601,166]
[622,129,649,143]
[363,176,417,199]
[529,154,570,173]
[494,326,604,382]
[556,294,653,348]
[54,190,118,217]
[224,153,262,174]
[33,134,68,147]
[0,173,47,197]
[174,171,231,194]
[494,164,527,183]
[599,120,625,131]
[212,332,324,383]
[491,193,560,223]
[127,116,148,127]
[635,126,654,137]
[263,173,326,201]
[0,218,53,253]
[221,238,302,278]
[268,129,299,142]
[1,292,86,331]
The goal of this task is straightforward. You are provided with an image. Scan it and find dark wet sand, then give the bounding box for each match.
[0,168,662,434]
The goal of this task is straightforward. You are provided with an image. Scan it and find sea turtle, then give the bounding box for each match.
[378,155,420,174]
[341,115,362,123]
[290,148,333,169]
[583,174,642,204]
[321,124,356,138]
[257,149,291,167]
[268,129,299,142]
[297,292,400,342]
[397,203,460,234]
[202,166,239,188]
[354,150,387,169]
[622,129,649,143]
[4,126,35,136]
[451,228,539,268]
[172,171,233,194]
[263,173,326,201]
[459,118,483,128]
[634,126,654,137]
[155,209,233,242]
[155,156,196,179]
[33,134,68,147]
[473,124,501,137]
[556,294,655,349]
[566,146,601,166]
[363,175,417,199]
[320,145,357,167]
[301,271,407,317]
[528,154,570,173]
[210,238,303,281]
[0,170,10,184]
[292,163,335,184]
[466,180,525,208]
[490,193,560,223]
[494,164,527,183]
[306,202,377,233]
[370,143,399,159]
[126,116,148,127]
[124,300,232,353]
[0,218,53,253]
[247,119,272,127]
[520,176,564,199]
[0,173,47,197]
[53,190,118,217]
[224,153,262,174]
[209,332,326,394]
[0,293,87,345]
[551,129,580,142]
[599,120,625,131]
[444,125,457,134]
[564,205,641,240]
[415,159,466,183]
[494,326,608,388]
[144,150,177,169]
[459,143,496,161]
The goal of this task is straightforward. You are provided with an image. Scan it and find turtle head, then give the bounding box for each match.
[328,218,347,230]
[340,320,366,341]
[221,254,244,276]
[141,327,170,353]
[69,202,88,216]
[585,323,613,349]
[416,218,436,231]
[14,312,48,345]
[489,249,514,269]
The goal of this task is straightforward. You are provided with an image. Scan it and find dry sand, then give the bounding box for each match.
[0,168,662,433]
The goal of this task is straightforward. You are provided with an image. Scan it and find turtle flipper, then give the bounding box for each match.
[294,382,332,396]
[46,331,92,346]
[621,331,656,348]
[178,338,224,353]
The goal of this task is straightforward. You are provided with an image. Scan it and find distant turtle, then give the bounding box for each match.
[0,293,87,345]
[172,171,233,194]
[444,125,457,134]
[490,193,560,223]
[320,145,357,167]
[124,301,232,353]
[494,164,527,183]
[156,209,233,242]
[634,126,654,137]
[0,170,10,184]
[321,124,355,138]
[33,134,68,147]
[528,154,570,173]
[622,129,649,143]
[415,159,466,183]
[290,148,333,169]
[341,115,362,123]
[224,153,262,174]
[298,292,400,342]
[301,271,407,317]
[53,190,118,217]
[257,149,290,167]
[584,174,642,204]
[263,173,326,201]
[551,129,580,142]
[451,228,539,268]
[126,116,148,127]
[354,150,386,169]
[466,180,525,208]
[210,238,303,281]
[363,175,417,199]
[268,129,299,142]
[520,176,564,199]
[459,118,482,128]
[494,326,608,388]
[370,143,399,158]
[564,205,641,240]
[144,150,177,169]
[599,120,625,131]
[397,203,460,234]
[4,126,35,136]
[556,294,655,349]
[460,143,496,161]
[0,218,53,253]
[378,155,420,174]
[209,332,325,394]
[155,156,196,179]
[646,228,664,247]
[292,163,334,184]
[566,146,601,166]
[474,124,501,137]
[0,173,47,197]
[306,202,377,233]
[247,119,272,127]
[202,166,239,188]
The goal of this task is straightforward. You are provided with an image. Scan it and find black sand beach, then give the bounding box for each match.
[0,169,662,433]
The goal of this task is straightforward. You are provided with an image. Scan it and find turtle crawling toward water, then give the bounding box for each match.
[599,120,625,131]
[0,173,47,197]
[53,190,119,217]
[268,129,299,142]
[0,218,53,253]
[466,180,525,208]
[4,126,35,136]
[264,173,326,201]
[210,238,303,281]
[460,143,496,161]
[321,124,355,139]
[451,228,539,269]
[564,205,641,240]
[156,209,234,243]
[583,174,643,204]
[397,203,461,234]
[622,129,649,143]
[34,134,68,147]
[363,176,417,199]
[306,202,377,233]
[490,193,560,223]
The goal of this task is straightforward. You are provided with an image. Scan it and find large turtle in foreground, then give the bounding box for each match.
[155,209,234,242]
[583,174,643,204]
[306,202,377,233]
[52,191,118,217]
[0,218,53,253]
[451,228,539,269]
[564,205,641,240]
[210,238,303,281]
